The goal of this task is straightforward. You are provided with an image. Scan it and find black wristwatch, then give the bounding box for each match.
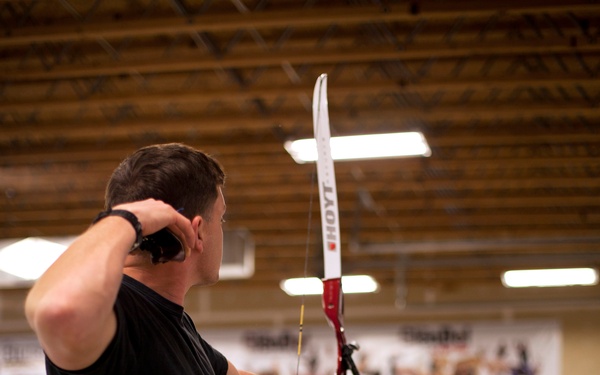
[92,209,143,252]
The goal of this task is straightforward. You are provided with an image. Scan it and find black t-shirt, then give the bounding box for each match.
[45,275,228,375]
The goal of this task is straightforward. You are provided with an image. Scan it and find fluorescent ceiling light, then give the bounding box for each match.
[0,237,74,282]
[501,268,599,288]
[284,131,431,164]
[280,275,379,296]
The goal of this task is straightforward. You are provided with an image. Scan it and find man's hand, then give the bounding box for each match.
[114,199,196,253]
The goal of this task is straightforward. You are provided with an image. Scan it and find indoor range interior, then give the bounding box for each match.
[1,1,599,374]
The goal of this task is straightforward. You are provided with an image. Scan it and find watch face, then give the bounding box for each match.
[139,228,185,264]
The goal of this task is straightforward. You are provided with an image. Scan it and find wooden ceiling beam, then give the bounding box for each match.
[0,197,600,231]
[4,39,600,81]
[2,152,598,175]
[2,104,600,145]
[1,212,591,234]
[2,3,596,47]
[3,171,599,195]
[1,222,597,242]
[2,76,598,113]
[1,201,595,224]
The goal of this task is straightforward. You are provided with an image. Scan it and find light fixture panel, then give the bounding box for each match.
[0,237,76,283]
[280,275,379,296]
[501,268,599,288]
[285,131,431,163]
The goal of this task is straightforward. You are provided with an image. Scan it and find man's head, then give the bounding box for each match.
[105,143,225,220]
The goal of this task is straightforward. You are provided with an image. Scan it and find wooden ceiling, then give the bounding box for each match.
[1,0,600,319]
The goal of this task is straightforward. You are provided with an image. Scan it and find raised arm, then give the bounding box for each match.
[24,199,195,371]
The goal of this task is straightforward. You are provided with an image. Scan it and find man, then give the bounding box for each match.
[25,143,253,375]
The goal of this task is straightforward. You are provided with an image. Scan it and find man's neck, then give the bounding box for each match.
[123,265,189,306]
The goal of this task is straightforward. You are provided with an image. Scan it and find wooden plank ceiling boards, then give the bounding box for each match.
[1,0,599,325]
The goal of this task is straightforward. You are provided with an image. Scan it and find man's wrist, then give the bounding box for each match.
[92,209,143,252]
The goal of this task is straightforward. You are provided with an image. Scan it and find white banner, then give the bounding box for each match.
[0,320,561,375]
[203,320,561,375]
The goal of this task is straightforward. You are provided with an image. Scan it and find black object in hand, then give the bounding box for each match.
[139,228,185,264]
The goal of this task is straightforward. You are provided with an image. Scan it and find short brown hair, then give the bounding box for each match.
[105,143,225,220]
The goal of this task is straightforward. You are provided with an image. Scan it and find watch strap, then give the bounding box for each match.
[92,209,143,252]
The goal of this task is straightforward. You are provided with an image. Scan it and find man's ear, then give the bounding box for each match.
[191,215,204,252]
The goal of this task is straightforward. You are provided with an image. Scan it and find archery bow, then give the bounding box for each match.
[313,74,360,375]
